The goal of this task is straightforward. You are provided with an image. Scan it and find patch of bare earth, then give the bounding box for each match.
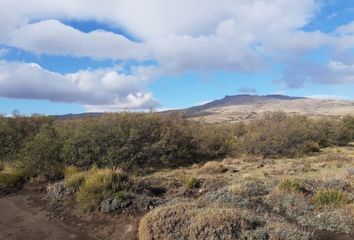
[0,183,141,240]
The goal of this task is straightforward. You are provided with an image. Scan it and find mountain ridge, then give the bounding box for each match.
[55,94,354,122]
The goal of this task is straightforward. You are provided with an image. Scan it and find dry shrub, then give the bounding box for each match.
[64,165,80,178]
[0,164,24,189]
[316,152,352,163]
[138,203,193,240]
[198,188,251,209]
[267,222,312,240]
[189,208,257,240]
[303,178,349,192]
[266,192,313,219]
[64,171,86,190]
[199,161,228,174]
[139,204,260,240]
[230,179,268,197]
[298,209,353,233]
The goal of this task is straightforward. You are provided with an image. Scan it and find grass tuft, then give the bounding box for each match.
[312,190,350,207]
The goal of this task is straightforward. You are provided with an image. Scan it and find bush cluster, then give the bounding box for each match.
[238,113,354,158]
[0,112,353,179]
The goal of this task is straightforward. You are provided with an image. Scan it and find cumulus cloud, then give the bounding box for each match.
[280,60,354,88]
[8,20,150,60]
[0,60,159,111]
[0,0,353,109]
[0,0,327,72]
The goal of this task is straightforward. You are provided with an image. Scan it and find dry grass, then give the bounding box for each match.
[136,146,354,239]
[74,167,129,211]
[0,164,24,189]
[199,161,228,174]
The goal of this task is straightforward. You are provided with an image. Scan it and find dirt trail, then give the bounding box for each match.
[0,195,97,240]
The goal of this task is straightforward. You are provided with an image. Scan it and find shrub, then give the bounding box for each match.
[139,203,193,240]
[230,179,268,197]
[198,188,251,208]
[298,209,352,233]
[64,165,80,178]
[312,190,350,207]
[64,172,86,190]
[177,174,200,189]
[199,161,228,174]
[139,204,260,240]
[0,167,24,189]
[268,223,312,240]
[266,192,313,219]
[189,208,257,240]
[238,113,353,158]
[76,168,129,211]
[19,123,63,178]
[278,179,304,193]
[0,115,53,160]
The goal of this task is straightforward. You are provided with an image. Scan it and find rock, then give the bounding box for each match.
[46,181,74,201]
[46,181,65,201]
[101,197,132,213]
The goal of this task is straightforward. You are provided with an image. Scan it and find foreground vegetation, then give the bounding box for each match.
[1,112,354,239]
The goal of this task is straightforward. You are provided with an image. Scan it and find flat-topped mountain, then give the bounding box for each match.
[173,94,354,123]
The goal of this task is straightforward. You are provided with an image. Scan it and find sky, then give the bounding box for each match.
[0,0,354,115]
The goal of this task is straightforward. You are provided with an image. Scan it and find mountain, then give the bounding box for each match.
[171,94,354,123]
[55,94,354,123]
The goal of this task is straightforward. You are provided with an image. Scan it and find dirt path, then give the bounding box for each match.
[0,195,98,240]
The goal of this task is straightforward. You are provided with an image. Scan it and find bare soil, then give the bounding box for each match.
[0,183,140,240]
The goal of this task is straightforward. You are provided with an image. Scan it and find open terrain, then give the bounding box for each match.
[1,146,354,239]
[1,112,353,239]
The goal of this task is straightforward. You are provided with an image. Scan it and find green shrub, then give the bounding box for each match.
[312,190,350,207]
[76,168,129,211]
[278,179,304,193]
[19,123,63,177]
[0,115,53,160]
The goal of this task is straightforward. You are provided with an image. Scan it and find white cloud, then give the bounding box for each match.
[0,0,326,69]
[8,20,150,61]
[336,21,354,34]
[0,0,353,109]
[306,95,350,100]
[280,60,354,88]
[0,60,159,111]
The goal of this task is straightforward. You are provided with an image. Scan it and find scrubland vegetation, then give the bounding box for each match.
[1,112,354,239]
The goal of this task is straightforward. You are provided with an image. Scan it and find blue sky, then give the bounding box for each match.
[0,0,353,115]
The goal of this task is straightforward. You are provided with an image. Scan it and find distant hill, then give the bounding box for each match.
[167,94,354,123]
[55,94,354,123]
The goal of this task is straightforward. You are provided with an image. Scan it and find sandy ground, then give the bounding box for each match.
[0,194,98,240]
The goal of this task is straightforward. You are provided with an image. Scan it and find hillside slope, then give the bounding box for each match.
[177,95,354,123]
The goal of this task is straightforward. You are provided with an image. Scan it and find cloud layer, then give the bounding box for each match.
[0,0,353,110]
[0,60,159,111]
